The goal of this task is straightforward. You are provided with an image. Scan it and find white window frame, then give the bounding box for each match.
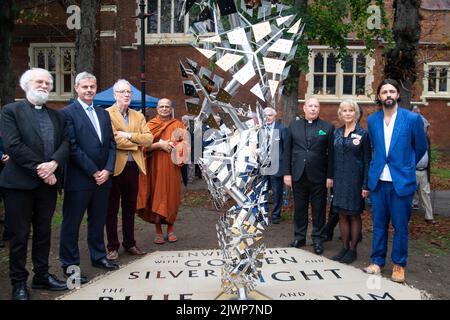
[422,62,450,100]
[305,45,375,103]
[28,43,75,101]
[135,0,195,45]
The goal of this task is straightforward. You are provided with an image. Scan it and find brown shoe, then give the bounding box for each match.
[106,250,119,261]
[126,246,145,255]
[391,264,405,283]
[363,264,382,275]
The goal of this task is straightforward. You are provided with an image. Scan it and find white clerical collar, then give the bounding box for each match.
[34,105,42,110]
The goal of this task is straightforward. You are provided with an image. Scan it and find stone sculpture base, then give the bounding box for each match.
[60,248,423,300]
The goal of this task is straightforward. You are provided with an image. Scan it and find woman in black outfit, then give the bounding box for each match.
[331,100,371,264]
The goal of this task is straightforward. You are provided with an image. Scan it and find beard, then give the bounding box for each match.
[382,98,396,109]
[27,89,49,106]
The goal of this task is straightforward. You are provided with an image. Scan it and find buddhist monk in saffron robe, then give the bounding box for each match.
[137,98,189,244]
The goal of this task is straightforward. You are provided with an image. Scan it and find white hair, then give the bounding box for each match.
[113,79,131,92]
[19,68,53,92]
[75,72,96,86]
[337,99,361,122]
[263,107,277,116]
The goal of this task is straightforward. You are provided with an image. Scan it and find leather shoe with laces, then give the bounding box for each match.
[31,273,68,291]
[290,239,306,248]
[63,266,89,284]
[12,282,29,300]
[126,246,145,256]
[313,242,324,255]
[92,258,119,270]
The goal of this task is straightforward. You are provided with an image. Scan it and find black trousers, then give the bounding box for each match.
[3,184,57,285]
[292,173,327,244]
[106,162,139,251]
[268,175,284,220]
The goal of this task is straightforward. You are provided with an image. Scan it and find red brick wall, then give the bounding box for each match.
[7,1,450,153]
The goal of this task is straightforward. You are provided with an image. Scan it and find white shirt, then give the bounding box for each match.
[78,98,102,142]
[379,110,397,181]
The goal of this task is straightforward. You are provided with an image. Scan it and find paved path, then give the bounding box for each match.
[431,190,450,217]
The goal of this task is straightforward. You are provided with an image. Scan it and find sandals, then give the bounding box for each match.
[167,232,178,243]
[154,234,165,245]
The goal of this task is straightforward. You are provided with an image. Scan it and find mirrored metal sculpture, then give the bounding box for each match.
[179,0,303,299]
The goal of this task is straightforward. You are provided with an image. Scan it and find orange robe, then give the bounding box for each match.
[136,115,188,225]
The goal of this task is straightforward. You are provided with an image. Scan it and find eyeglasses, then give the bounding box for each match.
[116,90,132,95]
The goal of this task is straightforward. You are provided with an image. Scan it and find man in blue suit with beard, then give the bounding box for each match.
[59,72,118,284]
[363,79,427,283]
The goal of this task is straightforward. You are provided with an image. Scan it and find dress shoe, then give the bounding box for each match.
[290,239,306,248]
[63,266,89,284]
[92,258,119,270]
[126,246,145,256]
[425,219,437,225]
[313,242,324,255]
[12,282,29,300]
[31,273,68,291]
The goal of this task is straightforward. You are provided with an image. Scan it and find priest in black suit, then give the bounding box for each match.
[284,97,334,254]
[0,68,70,300]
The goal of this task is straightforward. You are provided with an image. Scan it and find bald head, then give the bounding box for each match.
[157,98,172,120]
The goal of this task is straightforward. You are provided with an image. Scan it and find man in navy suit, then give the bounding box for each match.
[59,72,118,284]
[263,107,286,224]
[363,79,427,283]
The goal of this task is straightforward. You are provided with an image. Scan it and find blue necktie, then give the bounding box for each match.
[87,106,101,141]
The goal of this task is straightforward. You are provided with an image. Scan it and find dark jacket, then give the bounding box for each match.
[62,100,116,191]
[332,123,371,212]
[284,117,334,183]
[265,120,286,177]
[0,100,69,190]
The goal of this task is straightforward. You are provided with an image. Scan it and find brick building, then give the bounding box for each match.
[9,0,450,150]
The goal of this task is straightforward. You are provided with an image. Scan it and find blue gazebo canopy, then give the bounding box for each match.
[93,84,160,109]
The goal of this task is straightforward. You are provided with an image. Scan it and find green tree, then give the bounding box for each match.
[0,0,99,106]
[280,0,393,124]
